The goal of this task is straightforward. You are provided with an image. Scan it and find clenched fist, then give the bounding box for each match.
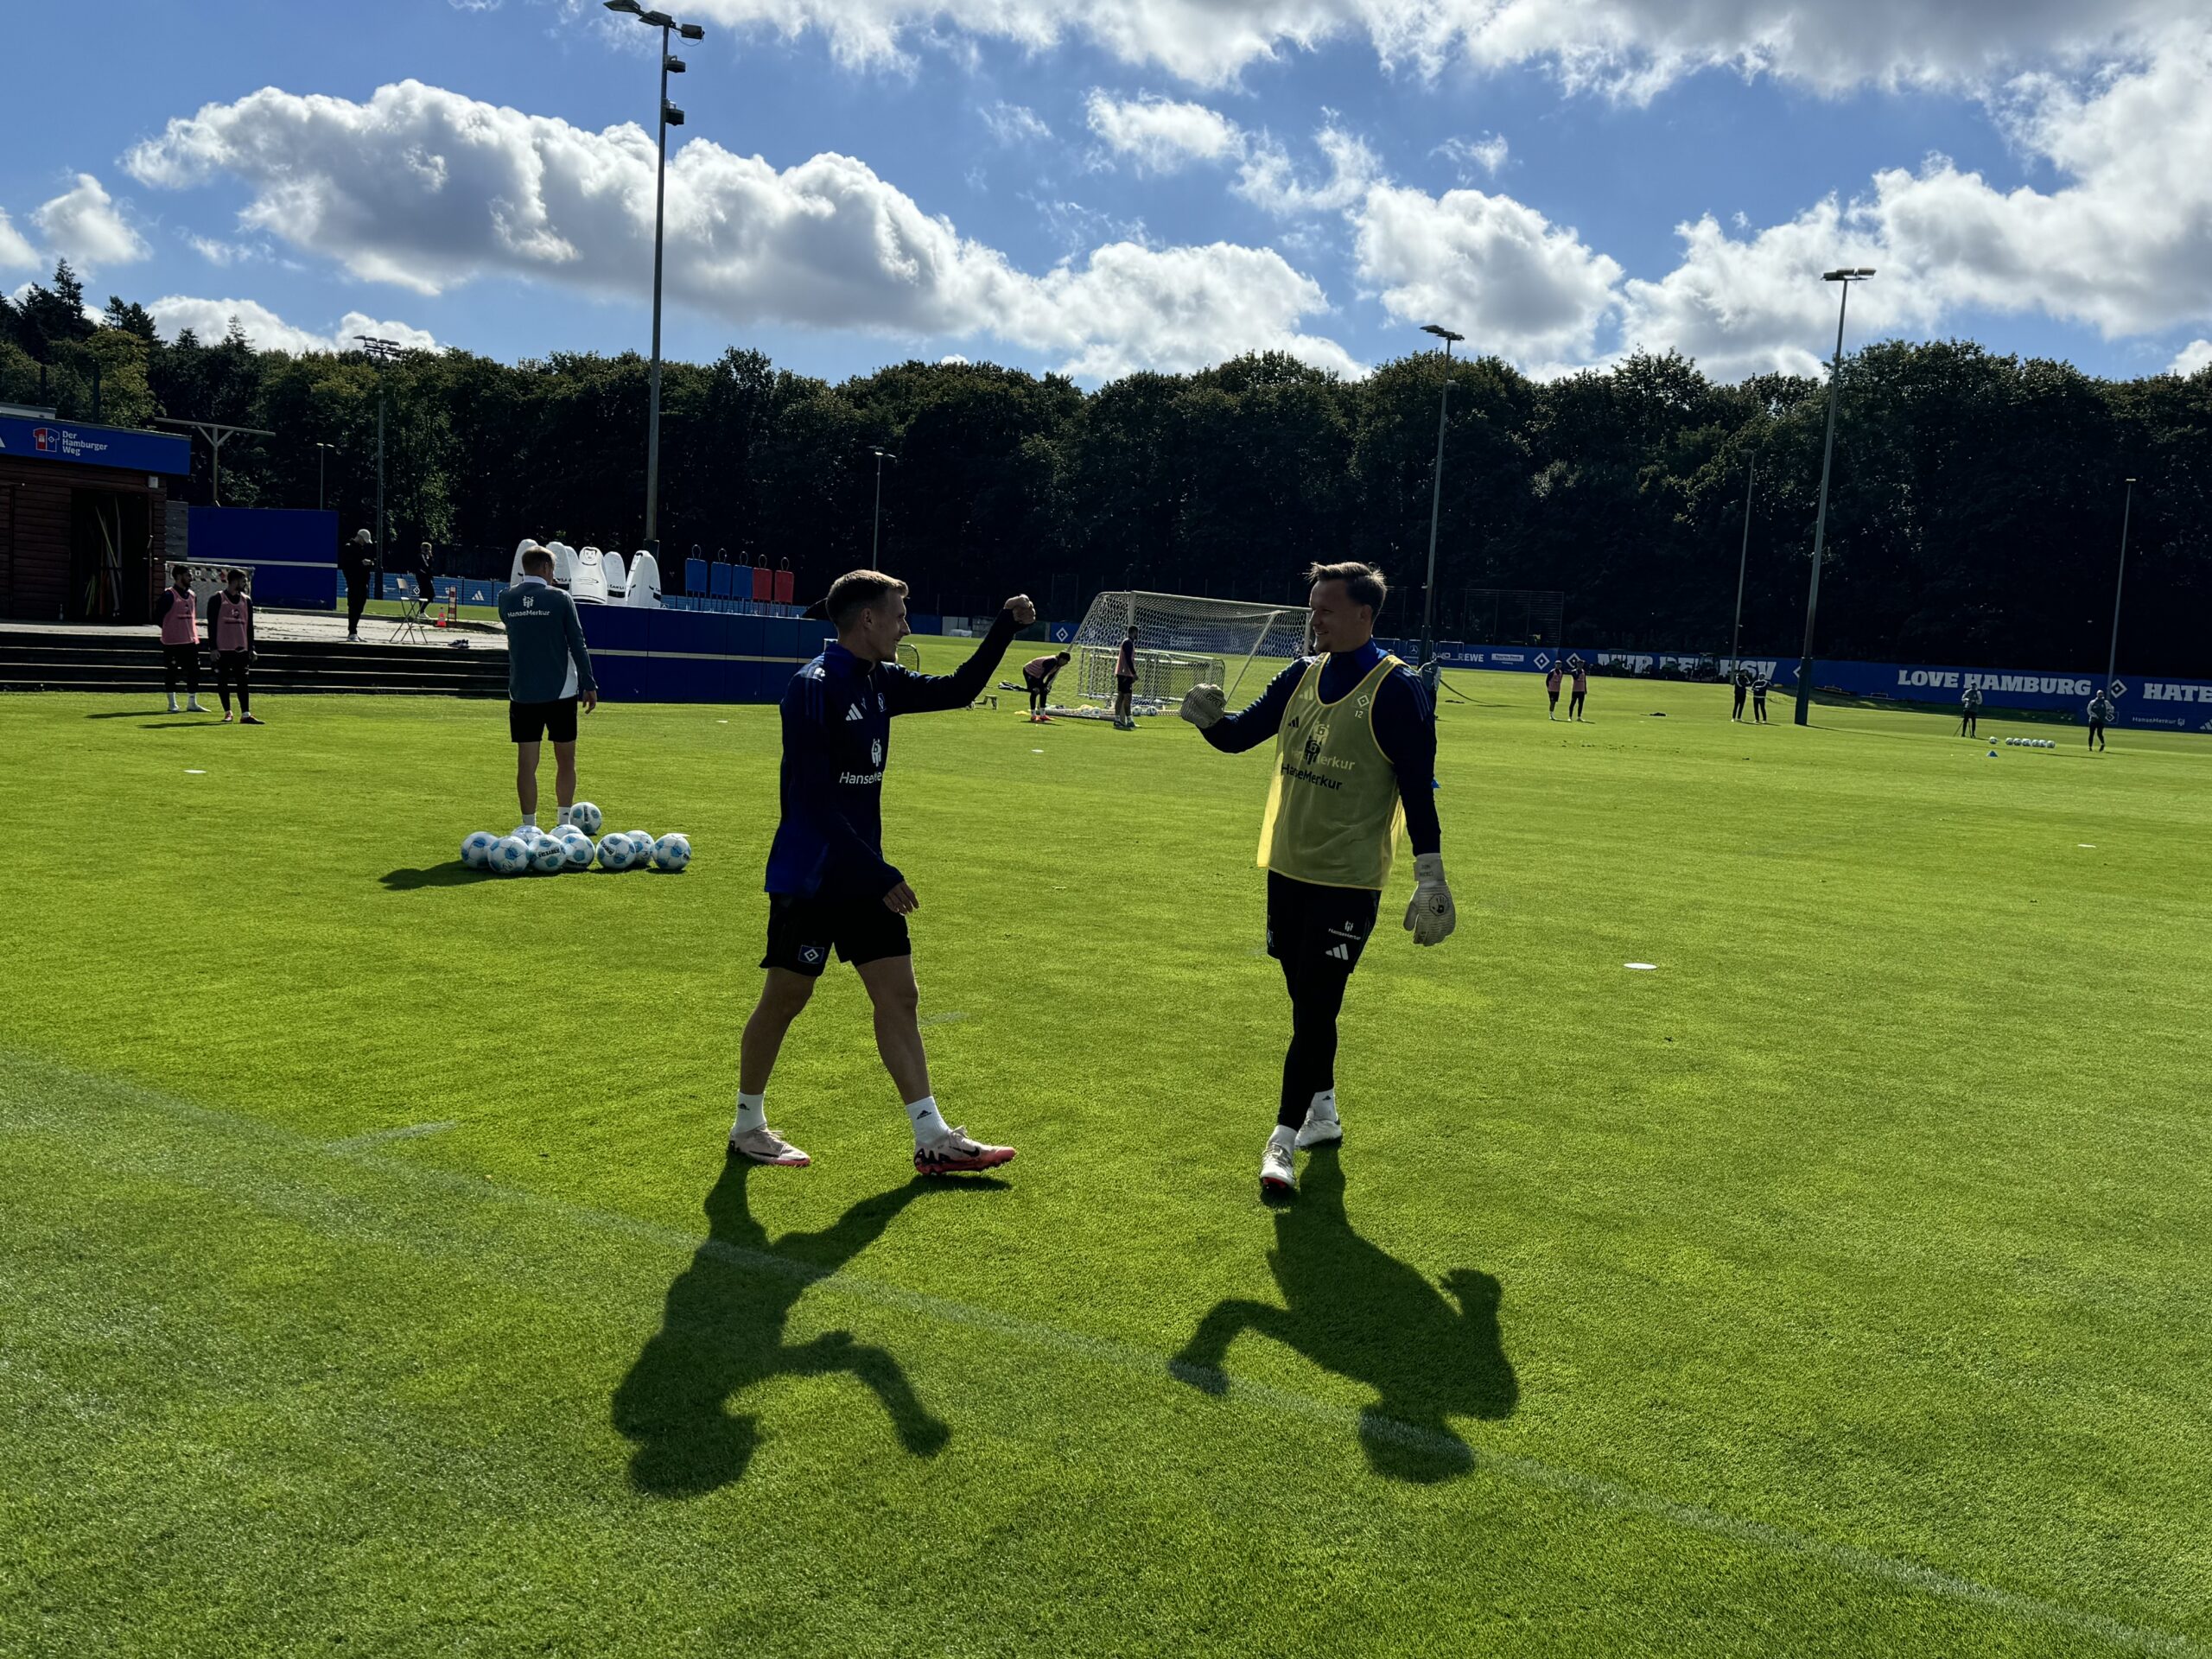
[1005,594,1038,626]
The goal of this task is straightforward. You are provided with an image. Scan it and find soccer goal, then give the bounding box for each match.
[1058,591,1312,719]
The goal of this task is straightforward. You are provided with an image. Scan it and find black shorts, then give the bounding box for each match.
[1115,674,1136,692]
[510,697,579,744]
[1024,672,1051,697]
[1266,873,1380,977]
[762,890,912,976]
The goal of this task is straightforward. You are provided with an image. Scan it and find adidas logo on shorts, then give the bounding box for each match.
[1325,942,1351,961]
[845,704,865,721]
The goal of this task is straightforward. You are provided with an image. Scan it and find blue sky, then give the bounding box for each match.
[4,0,2209,384]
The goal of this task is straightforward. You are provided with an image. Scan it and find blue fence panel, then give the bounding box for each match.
[684,557,709,596]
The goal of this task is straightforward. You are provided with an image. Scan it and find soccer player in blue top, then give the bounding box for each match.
[1180,561,1457,1198]
[728,569,1036,1176]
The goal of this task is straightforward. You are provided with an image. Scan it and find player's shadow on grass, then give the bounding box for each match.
[613,1160,997,1496]
[1169,1147,1516,1483]
[379,863,498,890]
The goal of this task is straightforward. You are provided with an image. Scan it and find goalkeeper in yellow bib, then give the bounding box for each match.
[1180,561,1455,1197]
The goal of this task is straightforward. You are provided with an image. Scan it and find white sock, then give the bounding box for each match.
[556,804,572,827]
[1269,1124,1300,1152]
[1309,1089,1338,1122]
[906,1095,950,1144]
[732,1090,766,1137]
[167,693,179,711]
[520,810,537,830]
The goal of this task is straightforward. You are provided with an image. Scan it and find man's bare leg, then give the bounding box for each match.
[554,740,578,817]
[515,741,540,820]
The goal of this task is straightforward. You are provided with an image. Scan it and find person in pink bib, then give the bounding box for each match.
[206,568,263,725]
[154,565,209,715]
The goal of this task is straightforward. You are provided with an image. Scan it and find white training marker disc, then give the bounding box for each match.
[185,769,206,774]
[1032,748,1045,753]
[2078,843,2096,849]
[1625,962,1658,971]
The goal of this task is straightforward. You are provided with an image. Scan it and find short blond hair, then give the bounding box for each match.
[827,569,908,630]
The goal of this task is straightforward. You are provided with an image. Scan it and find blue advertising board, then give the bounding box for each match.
[188,507,341,608]
[1805,659,2212,734]
[0,416,190,474]
[578,601,816,704]
[1387,637,2212,734]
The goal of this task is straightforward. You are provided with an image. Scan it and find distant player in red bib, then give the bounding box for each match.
[1021,649,1070,721]
[1545,661,1563,719]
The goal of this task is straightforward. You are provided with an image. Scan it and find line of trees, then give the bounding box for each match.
[6,260,2208,673]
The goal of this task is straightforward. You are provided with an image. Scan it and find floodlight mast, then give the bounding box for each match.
[2105,476,2137,692]
[1794,267,1875,726]
[605,0,707,557]
[868,446,899,562]
[1418,322,1465,672]
[356,334,404,563]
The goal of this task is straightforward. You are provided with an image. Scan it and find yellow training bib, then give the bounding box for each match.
[1257,653,1406,891]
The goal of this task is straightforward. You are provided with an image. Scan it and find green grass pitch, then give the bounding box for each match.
[6,649,2210,1656]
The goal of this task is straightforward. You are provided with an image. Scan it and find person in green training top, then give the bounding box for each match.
[1179,561,1456,1198]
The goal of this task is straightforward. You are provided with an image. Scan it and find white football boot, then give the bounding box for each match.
[1295,1091,1343,1150]
[1260,1127,1298,1196]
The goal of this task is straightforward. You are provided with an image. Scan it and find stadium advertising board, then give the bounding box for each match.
[1808,659,2212,732]
[0,415,191,474]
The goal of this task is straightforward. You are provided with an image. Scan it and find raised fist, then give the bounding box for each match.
[1179,684,1227,728]
[1005,594,1038,626]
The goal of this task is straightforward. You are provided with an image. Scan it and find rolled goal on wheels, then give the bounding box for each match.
[1058,590,1311,719]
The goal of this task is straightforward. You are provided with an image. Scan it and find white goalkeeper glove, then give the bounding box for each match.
[1179,683,1227,728]
[1403,853,1456,947]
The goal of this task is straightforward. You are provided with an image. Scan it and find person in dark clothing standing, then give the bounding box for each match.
[2087,690,2114,751]
[207,568,262,724]
[497,545,599,833]
[1960,684,1982,738]
[1731,664,1751,721]
[1567,655,1588,721]
[1751,670,1772,723]
[728,570,1033,1177]
[345,528,378,640]
[154,564,209,715]
[1180,561,1455,1198]
[416,540,439,609]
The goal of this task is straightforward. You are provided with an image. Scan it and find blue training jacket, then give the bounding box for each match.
[764,610,1020,899]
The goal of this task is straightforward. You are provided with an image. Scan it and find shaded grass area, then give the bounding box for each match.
[4,664,2211,1656]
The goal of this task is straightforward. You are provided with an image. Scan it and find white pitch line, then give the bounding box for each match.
[4,1062,2199,1657]
[326,1119,459,1151]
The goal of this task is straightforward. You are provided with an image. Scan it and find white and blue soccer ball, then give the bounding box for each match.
[652,832,692,872]
[461,830,498,869]
[626,830,653,855]
[569,801,604,836]
[488,836,532,876]
[557,830,594,870]
[528,836,569,874]
[596,832,639,871]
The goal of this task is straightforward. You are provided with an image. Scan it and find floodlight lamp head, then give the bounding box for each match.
[679,21,704,38]
[1421,323,1465,342]
[665,54,687,72]
[664,103,684,125]
[604,0,644,13]
[641,8,676,24]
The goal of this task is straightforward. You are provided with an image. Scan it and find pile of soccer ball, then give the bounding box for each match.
[458,802,692,877]
[2003,737,2057,750]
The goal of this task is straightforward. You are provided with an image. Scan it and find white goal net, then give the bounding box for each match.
[1059,590,1312,718]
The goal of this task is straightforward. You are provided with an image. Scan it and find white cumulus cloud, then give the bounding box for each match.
[124,79,1353,380]
[2171,339,2212,376]
[31,174,148,273]
[145,296,437,355]
[1084,92,1243,172]
[0,208,38,271]
[613,0,2207,93]
[1354,183,1624,366]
